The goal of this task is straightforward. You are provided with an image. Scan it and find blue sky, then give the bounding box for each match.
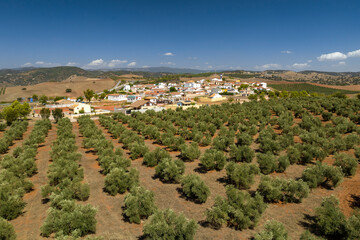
[0,0,359,71]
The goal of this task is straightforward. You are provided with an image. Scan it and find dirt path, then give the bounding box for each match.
[73,122,141,240]
[11,123,56,240]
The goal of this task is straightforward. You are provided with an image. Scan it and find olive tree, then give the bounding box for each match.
[123,186,157,224]
[181,174,210,203]
[143,209,197,240]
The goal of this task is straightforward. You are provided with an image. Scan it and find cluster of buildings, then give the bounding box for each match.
[33,77,270,119]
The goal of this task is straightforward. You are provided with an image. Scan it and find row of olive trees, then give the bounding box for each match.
[0,120,28,154]
[99,115,200,239]
[41,118,97,238]
[79,116,139,196]
[0,119,51,239]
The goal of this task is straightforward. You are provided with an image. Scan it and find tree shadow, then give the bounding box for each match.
[216,176,228,186]
[194,165,208,174]
[350,194,360,209]
[299,213,318,235]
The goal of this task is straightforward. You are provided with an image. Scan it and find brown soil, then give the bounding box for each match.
[10,123,57,239]
[0,76,115,102]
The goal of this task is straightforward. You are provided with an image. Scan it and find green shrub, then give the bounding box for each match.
[226,162,259,189]
[143,209,197,240]
[123,186,157,224]
[257,176,309,203]
[143,147,171,167]
[205,186,267,230]
[236,132,253,146]
[257,152,277,175]
[254,220,288,240]
[277,155,290,173]
[129,142,149,160]
[41,200,97,238]
[180,142,200,161]
[0,217,16,240]
[314,196,346,238]
[229,144,255,163]
[322,111,332,121]
[334,153,358,176]
[287,145,301,164]
[155,158,185,183]
[104,168,139,195]
[181,174,210,203]
[302,162,343,189]
[299,231,320,240]
[200,149,226,171]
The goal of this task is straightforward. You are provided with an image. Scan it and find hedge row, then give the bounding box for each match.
[41,118,97,238]
[0,120,28,154]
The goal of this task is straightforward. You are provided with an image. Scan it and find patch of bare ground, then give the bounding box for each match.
[11,123,56,240]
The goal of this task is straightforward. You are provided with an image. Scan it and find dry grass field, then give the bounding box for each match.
[0,76,115,102]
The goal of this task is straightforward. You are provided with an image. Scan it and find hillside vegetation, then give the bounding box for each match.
[269,83,360,95]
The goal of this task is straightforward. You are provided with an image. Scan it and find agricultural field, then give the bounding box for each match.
[1,97,360,239]
[268,83,360,95]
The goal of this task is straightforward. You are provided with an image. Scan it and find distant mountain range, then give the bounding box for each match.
[1,66,360,87]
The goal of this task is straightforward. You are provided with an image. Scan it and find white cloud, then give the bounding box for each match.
[66,62,78,66]
[317,52,347,61]
[33,61,60,67]
[108,59,127,68]
[255,63,282,70]
[207,66,213,69]
[22,62,32,67]
[281,50,292,54]
[292,63,309,68]
[160,62,176,65]
[307,60,312,63]
[87,59,104,67]
[339,61,346,65]
[163,52,174,56]
[205,62,209,65]
[127,61,137,67]
[142,65,150,68]
[347,49,360,57]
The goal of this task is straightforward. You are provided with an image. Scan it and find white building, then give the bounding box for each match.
[259,82,267,88]
[107,94,128,101]
[184,81,201,88]
[123,84,131,91]
[70,103,91,114]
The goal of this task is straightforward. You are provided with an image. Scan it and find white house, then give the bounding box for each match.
[123,84,131,91]
[259,82,267,88]
[69,103,91,114]
[184,81,201,89]
[107,94,128,101]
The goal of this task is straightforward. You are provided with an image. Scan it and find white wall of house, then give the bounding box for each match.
[108,94,127,101]
[73,103,91,114]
